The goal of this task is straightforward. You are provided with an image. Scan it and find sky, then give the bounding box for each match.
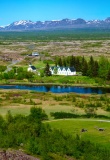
[0,0,110,26]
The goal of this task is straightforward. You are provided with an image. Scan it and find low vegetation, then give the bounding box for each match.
[0,107,110,160]
[0,90,110,118]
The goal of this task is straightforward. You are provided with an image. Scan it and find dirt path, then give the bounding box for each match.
[5,59,22,73]
[44,118,110,123]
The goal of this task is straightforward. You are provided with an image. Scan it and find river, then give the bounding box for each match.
[0,85,110,94]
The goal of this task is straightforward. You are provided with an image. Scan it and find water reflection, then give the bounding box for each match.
[50,86,103,94]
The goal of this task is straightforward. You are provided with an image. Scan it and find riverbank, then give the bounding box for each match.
[0,74,110,88]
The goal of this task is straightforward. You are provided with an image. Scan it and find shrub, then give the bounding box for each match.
[50,112,80,119]
[29,107,48,122]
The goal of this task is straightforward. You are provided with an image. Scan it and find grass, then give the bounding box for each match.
[31,75,98,86]
[0,104,31,116]
[0,90,110,118]
[0,88,110,148]
[81,42,103,48]
[46,119,110,148]
[0,75,102,87]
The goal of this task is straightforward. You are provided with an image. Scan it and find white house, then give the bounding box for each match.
[27,64,36,72]
[32,52,39,56]
[28,52,39,57]
[50,66,76,76]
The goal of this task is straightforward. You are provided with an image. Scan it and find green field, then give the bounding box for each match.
[1,28,110,41]
[46,119,110,148]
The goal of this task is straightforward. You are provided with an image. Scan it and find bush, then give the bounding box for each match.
[29,107,48,122]
[50,111,110,119]
[50,112,80,119]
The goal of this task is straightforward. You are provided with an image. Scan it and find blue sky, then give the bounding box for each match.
[0,0,110,26]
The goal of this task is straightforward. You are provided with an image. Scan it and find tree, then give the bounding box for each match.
[98,56,110,79]
[29,107,48,123]
[75,57,81,72]
[8,70,15,79]
[57,57,63,67]
[6,110,14,123]
[82,58,88,76]
[62,57,67,67]
[107,69,110,80]
[69,55,76,67]
[0,65,7,74]
[44,63,51,76]
[93,61,99,77]
[53,67,58,75]
[3,73,9,79]
[87,56,95,77]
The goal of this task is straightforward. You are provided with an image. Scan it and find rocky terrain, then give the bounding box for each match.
[0,40,110,64]
[0,150,40,160]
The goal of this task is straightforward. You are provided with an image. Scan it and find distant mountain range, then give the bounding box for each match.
[1,17,110,31]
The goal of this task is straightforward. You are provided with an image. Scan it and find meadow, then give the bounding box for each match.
[0,89,110,118]
[0,29,110,64]
[46,119,110,148]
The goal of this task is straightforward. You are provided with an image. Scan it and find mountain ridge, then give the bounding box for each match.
[1,17,110,31]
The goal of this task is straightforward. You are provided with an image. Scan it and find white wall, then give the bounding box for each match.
[50,67,76,76]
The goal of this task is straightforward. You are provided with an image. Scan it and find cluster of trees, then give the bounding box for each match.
[1,29,110,42]
[50,111,109,119]
[0,66,34,80]
[55,55,110,80]
[0,107,110,160]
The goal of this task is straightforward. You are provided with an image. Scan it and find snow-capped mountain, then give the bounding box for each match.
[1,18,110,31]
[13,20,35,26]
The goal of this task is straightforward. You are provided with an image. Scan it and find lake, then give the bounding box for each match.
[0,85,110,94]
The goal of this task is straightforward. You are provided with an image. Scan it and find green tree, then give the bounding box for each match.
[0,65,7,73]
[93,61,99,77]
[53,67,58,75]
[81,57,88,76]
[6,110,14,123]
[44,63,51,76]
[62,57,67,67]
[3,73,9,79]
[57,57,63,67]
[8,70,15,79]
[107,69,110,80]
[87,56,95,77]
[29,107,48,123]
[75,57,81,72]
[69,55,76,67]
[13,67,23,75]
[98,56,110,79]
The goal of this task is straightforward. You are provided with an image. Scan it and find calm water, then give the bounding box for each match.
[0,85,110,94]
